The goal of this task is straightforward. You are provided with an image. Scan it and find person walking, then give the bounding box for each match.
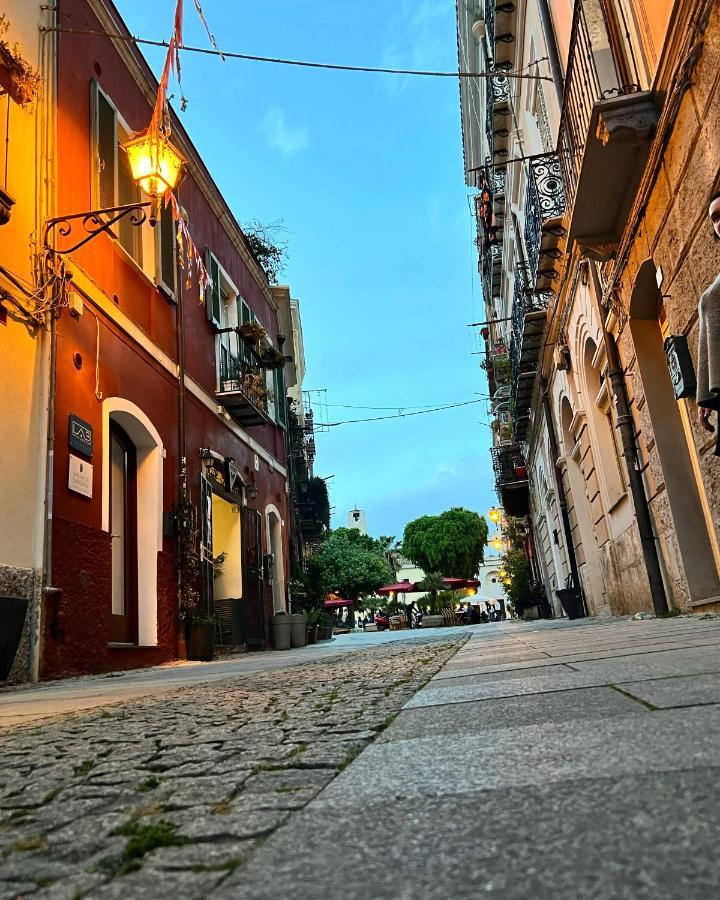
[698,190,720,454]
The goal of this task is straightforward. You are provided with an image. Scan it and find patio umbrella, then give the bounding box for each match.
[442,577,481,590]
[323,595,353,609]
[376,581,418,595]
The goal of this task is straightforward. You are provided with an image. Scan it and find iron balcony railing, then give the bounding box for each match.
[485,74,510,160]
[490,443,527,488]
[524,153,566,283]
[510,264,551,441]
[557,0,641,219]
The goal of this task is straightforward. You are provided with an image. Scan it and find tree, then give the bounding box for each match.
[242,219,289,284]
[306,528,394,625]
[402,507,489,578]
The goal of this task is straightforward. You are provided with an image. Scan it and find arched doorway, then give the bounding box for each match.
[629,260,720,605]
[266,506,286,613]
[109,422,138,643]
[102,399,164,646]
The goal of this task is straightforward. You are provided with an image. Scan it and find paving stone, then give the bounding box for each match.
[617,671,720,709]
[216,770,720,899]
[379,686,644,741]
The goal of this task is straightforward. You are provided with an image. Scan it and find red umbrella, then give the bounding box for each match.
[376,581,418,595]
[323,595,354,609]
[442,577,481,590]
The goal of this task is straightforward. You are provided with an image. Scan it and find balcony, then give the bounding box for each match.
[524,153,567,292]
[485,73,511,162]
[510,264,550,442]
[491,443,529,517]
[484,0,517,69]
[216,342,273,428]
[558,0,658,260]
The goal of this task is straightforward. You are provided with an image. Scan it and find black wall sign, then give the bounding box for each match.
[226,460,243,498]
[664,335,697,400]
[68,415,93,458]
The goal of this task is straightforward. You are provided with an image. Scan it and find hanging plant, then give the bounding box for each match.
[259,346,286,370]
[238,321,269,345]
[0,15,42,107]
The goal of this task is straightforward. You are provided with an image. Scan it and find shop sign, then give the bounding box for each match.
[664,335,696,400]
[226,460,243,498]
[68,454,93,498]
[68,414,93,458]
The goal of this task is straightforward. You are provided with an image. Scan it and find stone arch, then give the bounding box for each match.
[629,258,720,605]
[101,398,164,646]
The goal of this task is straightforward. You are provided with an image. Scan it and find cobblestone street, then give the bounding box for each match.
[0,634,465,899]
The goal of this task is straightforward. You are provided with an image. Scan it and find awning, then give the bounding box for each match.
[442,577,480,590]
[376,581,418,595]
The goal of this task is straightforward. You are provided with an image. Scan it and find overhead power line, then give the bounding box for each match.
[43,27,553,81]
[320,398,491,410]
[314,398,485,427]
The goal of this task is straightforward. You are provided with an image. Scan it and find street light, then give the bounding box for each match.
[488,507,502,525]
[125,130,185,198]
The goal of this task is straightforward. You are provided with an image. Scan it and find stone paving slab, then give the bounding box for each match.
[377,685,643,741]
[216,769,720,899]
[312,705,720,807]
[618,671,720,709]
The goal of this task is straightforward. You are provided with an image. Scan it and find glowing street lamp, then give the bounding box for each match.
[489,537,504,553]
[488,507,502,525]
[125,130,185,198]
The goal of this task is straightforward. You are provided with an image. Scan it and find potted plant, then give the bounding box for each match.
[305,606,320,644]
[238,321,269,345]
[186,614,216,661]
[316,610,332,641]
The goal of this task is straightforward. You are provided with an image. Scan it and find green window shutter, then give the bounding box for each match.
[91,81,117,210]
[204,249,221,327]
[157,202,177,297]
[240,300,251,325]
[275,365,287,427]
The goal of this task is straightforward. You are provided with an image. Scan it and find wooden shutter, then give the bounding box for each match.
[275,365,287,427]
[91,81,117,210]
[156,202,177,298]
[204,249,221,327]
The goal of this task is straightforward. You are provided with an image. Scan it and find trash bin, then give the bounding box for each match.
[555,588,585,620]
[290,612,307,647]
[272,612,292,650]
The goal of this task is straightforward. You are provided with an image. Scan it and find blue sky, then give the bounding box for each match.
[116,0,497,540]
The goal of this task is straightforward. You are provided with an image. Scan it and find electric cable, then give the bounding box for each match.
[313,398,486,428]
[42,26,554,81]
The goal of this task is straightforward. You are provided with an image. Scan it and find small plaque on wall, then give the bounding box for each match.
[664,335,697,400]
[68,454,93,498]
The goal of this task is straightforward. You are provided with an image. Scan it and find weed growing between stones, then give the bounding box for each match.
[73,759,94,776]
[138,775,163,792]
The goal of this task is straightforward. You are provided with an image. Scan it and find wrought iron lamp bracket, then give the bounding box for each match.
[43,201,152,256]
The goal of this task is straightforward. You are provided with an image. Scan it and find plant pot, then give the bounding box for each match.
[306,625,318,644]
[514,465,528,479]
[0,596,29,680]
[555,588,585,620]
[186,622,215,661]
[420,614,445,628]
[522,606,540,621]
[290,613,307,647]
[272,612,292,650]
[220,379,240,393]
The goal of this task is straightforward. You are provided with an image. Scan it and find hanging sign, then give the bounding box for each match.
[68,415,93,458]
[204,457,225,489]
[664,335,696,400]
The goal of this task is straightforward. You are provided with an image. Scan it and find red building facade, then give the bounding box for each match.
[42,0,292,678]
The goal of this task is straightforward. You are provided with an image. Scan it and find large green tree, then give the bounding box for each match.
[305,528,394,623]
[402,507,489,578]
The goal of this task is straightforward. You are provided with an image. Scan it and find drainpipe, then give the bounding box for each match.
[541,379,584,613]
[588,262,668,615]
[537,0,564,106]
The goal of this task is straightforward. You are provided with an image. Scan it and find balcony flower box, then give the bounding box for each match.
[514,465,527,479]
[220,378,240,393]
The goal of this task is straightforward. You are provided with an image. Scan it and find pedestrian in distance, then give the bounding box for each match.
[698,190,720,454]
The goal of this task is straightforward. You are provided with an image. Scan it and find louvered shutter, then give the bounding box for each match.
[91,81,117,210]
[275,365,287,427]
[204,249,221,327]
[157,202,177,298]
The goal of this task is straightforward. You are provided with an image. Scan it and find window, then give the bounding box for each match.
[91,81,176,297]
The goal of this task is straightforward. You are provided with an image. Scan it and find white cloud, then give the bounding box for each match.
[261,107,309,156]
[379,0,453,100]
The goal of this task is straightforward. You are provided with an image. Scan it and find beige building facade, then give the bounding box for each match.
[0,3,56,680]
[457,0,720,616]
